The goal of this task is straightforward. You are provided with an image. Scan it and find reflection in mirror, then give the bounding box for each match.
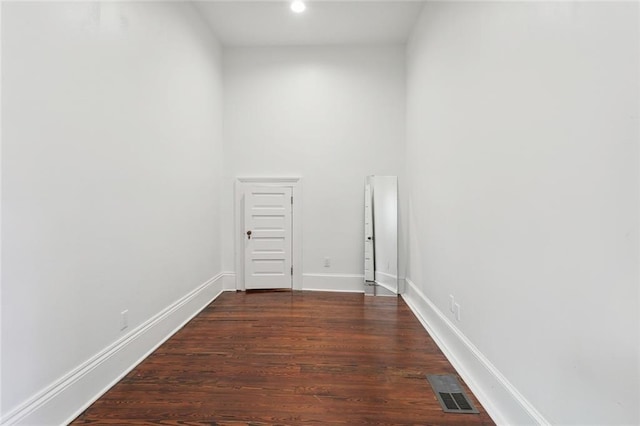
[364,176,398,296]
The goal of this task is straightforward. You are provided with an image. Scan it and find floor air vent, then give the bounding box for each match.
[426,374,479,414]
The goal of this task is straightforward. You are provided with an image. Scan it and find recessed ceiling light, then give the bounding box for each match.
[291,0,306,14]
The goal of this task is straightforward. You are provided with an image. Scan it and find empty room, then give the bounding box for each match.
[1,0,639,424]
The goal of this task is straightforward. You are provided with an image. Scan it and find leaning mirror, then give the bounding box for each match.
[364,176,398,296]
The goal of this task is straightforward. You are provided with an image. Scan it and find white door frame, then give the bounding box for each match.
[234,177,302,291]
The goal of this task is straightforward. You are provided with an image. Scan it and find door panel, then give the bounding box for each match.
[245,186,292,289]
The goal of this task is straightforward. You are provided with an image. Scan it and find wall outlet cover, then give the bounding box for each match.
[121,310,129,331]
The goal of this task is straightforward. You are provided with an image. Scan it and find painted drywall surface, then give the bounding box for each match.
[222,46,405,280]
[406,2,639,424]
[1,2,223,415]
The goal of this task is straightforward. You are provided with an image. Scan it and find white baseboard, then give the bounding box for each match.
[401,278,549,426]
[221,271,237,291]
[374,271,397,293]
[225,270,370,293]
[302,273,365,293]
[2,273,230,426]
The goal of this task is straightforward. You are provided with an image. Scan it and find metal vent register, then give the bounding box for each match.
[426,374,479,414]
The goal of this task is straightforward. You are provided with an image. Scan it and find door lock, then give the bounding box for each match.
[246,230,252,239]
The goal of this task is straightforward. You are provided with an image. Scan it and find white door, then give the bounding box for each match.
[244,186,293,290]
[364,183,375,282]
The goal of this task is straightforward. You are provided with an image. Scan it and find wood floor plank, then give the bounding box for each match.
[72,291,494,425]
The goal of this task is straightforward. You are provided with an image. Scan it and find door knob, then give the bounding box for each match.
[246,230,252,239]
[367,236,372,240]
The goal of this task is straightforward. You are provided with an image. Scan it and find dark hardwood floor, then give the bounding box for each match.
[72,291,494,425]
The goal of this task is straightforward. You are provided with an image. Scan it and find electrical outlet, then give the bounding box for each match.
[121,310,128,331]
[454,303,461,321]
[324,257,331,268]
[449,295,455,313]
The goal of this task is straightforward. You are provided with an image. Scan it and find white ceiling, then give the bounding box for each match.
[193,1,425,46]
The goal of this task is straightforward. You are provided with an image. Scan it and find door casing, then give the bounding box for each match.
[234,177,302,291]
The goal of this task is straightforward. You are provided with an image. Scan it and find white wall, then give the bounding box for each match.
[1,1,224,418]
[405,2,639,424]
[222,46,405,289]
